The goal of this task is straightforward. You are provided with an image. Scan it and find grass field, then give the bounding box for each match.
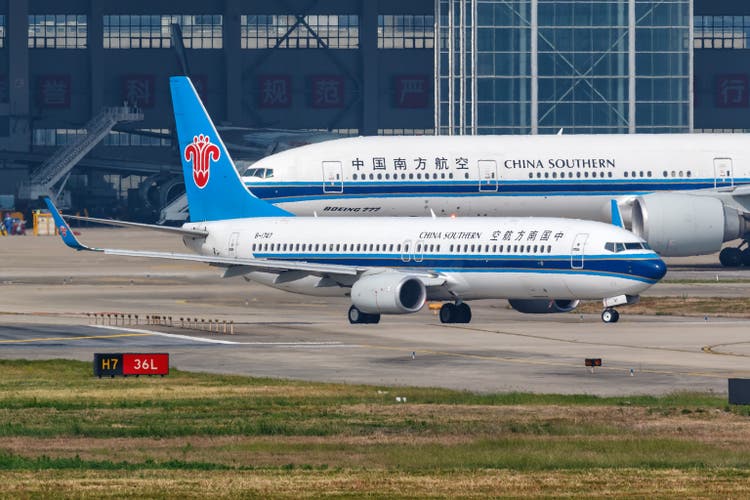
[2,359,750,498]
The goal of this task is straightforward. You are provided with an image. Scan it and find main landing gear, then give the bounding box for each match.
[439,302,472,324]
[600,308,620,324]
[719,241,750,267]
[348,305,380,324]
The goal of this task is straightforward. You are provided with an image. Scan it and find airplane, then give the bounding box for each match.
[242,133,750,266]
[45,76,667,325]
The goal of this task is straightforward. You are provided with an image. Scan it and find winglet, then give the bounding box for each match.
[43,197,93,251]
[610,199,624,228]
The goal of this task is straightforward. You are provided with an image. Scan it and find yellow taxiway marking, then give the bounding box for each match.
[0,332,152,344]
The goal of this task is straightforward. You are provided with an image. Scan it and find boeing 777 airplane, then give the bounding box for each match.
[46,77,666,324]
[243,133,750,266]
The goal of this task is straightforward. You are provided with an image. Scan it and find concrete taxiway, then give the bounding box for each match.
[1,228,750,396]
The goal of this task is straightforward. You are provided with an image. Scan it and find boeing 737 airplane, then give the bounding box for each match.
[46,76,666,324]
[242,133,750,266]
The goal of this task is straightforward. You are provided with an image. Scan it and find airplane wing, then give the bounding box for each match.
[63,214,208,237]
[45,198,446,286]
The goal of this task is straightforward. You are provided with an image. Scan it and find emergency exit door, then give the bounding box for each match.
[322,161,343,193]
[714,157,734,188]
[478,160,498,192]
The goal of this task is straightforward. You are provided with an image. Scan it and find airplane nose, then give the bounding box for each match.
[649,258,667,281]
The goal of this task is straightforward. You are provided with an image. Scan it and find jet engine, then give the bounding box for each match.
[507,299,580,314]
[630,193,747,257]
[351,273,426,314]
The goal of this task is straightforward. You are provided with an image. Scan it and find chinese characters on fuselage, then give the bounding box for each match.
[347,157,615,174]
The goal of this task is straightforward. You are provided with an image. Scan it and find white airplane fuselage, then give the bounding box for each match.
[244,134,750,220]
[241,134,750,259]
[183,215,664,301]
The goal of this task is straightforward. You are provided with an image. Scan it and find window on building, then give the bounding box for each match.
[695,15,750,49]
[104,15,223,49]
[378,15,434,49]
[0,15,6,48]
[241,14,359,49]
[28,15,87,48]
[33,128,86,146]
[104,129,171,147]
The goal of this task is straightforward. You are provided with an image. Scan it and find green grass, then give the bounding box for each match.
[2,359,750,497]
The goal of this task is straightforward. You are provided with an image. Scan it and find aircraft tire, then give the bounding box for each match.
[440,303,456,323]
[456,303,472,323]
[601,308,619,323]
[348,305,364,324]
[720,247,743,267]
[741,248,750,267]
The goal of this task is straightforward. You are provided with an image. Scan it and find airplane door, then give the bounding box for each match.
[322,161,343,193]
[227,232,240,257]
[714,157,734,188]
[570,233,588,270]
[478,160,498,192]
[401,239,412,263]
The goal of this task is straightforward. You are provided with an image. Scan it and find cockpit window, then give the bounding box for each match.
[605,241,649,252]
[243,168,274,179]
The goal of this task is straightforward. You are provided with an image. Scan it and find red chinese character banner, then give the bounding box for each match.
[394,75,429,108]
[38,75,71,109]
[258,75,292,108]
[715,74,749,108]
[122,75,156,108]
[310,75,345,108]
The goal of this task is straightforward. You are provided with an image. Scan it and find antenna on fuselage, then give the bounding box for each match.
[430,209,437,219]
[557,128,564,136]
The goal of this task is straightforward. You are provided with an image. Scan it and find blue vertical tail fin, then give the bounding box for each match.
[169,76,292,222]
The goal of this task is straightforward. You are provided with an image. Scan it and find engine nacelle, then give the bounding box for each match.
[508,299,580,314]
[631,193,746,257]
[351,273,427,314]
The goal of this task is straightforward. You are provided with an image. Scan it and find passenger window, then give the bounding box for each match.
[686,171,692,178]
[353,173,358,180]
[624,172,628,178]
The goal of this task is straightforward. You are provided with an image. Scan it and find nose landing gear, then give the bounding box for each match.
[601,308,620,323]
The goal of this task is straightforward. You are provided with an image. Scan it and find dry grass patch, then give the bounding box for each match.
[576,296,750,317]
[2,468,750,498]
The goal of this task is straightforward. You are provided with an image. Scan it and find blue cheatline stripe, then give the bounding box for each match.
[244,178,748,204]
[249,253,664,283]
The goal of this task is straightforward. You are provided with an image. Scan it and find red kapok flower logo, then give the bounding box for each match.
[184,134,221,189]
